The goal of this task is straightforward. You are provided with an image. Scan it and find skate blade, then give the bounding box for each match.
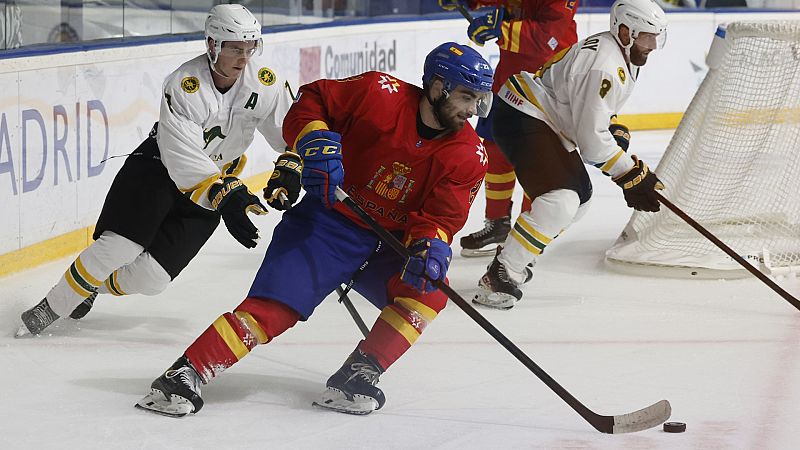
[472,290,517,310]
[135,389,194,418]
[460,247,498,258]
[14,322,32,338]
[312,388,378,415]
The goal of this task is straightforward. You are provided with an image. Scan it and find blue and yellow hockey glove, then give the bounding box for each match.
[468,7,504,46]
[297,130,344,209]
[401,238,452,294]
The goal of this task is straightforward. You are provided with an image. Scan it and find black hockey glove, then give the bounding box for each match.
[209,176,267,248]
[613,155,664,212]
[609,123,630,152]
[263,152,302,211]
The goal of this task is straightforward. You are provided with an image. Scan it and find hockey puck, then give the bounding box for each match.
[663,422,686,433]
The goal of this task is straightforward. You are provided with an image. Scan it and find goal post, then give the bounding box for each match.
[606,22,800,279]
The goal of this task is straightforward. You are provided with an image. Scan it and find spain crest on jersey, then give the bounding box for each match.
[373,162,412,201]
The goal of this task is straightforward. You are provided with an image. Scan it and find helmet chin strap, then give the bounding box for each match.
[617,27,641,76]
[430,91,450,130]
[206,41,236,80]
[424,82,449,130]
[209,60,237,80]
[206,44,238,81]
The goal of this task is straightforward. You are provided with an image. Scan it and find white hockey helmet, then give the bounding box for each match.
[205,4,263,64]
[610,0,667,53]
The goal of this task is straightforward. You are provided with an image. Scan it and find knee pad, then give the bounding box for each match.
[234,297,300,344]
[91,231,145,273]
[101,252,170,296]
[525,189,581,237]
[112,252,171,296]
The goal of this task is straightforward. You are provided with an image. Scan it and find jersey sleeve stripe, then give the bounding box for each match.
[514,75,539,107]
[598,149,625,173]
[184,174,222,204]
[293,120,329,150]
[509,20,522,53]
[223,154,248,177]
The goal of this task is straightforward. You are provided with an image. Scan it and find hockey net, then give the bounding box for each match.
[606,21,800,278]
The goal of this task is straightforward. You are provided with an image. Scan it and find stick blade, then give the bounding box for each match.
[611,399,671,434]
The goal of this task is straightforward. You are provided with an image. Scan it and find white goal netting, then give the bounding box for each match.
[606,22,800,278]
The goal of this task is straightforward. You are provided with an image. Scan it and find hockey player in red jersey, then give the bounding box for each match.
[440,0,578,257]
[135,42,494,417]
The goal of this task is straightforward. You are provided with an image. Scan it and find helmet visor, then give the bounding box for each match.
[634,31,667,50]
[476,91,493,118]
[219,39,263,58]
[445,86,494,119]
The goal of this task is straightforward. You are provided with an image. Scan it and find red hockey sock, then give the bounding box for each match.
[184,297,299,383]
[359,277,447,369]
[484,140,515,219]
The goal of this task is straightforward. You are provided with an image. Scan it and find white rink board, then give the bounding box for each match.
[1,11,798,256]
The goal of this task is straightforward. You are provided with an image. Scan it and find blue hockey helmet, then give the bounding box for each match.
[422,42,494,117]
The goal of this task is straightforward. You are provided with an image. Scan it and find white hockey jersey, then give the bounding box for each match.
[497,31,639,179]
[156,53,292,209]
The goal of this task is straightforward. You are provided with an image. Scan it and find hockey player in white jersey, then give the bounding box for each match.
[473,0,668,309]
[16,4,298,336]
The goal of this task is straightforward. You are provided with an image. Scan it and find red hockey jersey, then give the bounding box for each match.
[472,0,578,92]
[283,71,488,244]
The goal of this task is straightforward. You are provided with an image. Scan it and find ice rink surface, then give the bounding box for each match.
[2,130,799,449]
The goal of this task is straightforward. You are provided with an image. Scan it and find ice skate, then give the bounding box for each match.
[16,298,60,337]
[313,349,385,415]
[69,291,98,320]
[135,356,204,417]
[460,217,511,257]
[473,256,524,310]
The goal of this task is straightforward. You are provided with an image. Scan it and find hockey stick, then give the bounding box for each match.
[336,286,370,338]
[455,3,474,21]
[656,192,800,312]
[334,187,670,434]
[336,242,383,338]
